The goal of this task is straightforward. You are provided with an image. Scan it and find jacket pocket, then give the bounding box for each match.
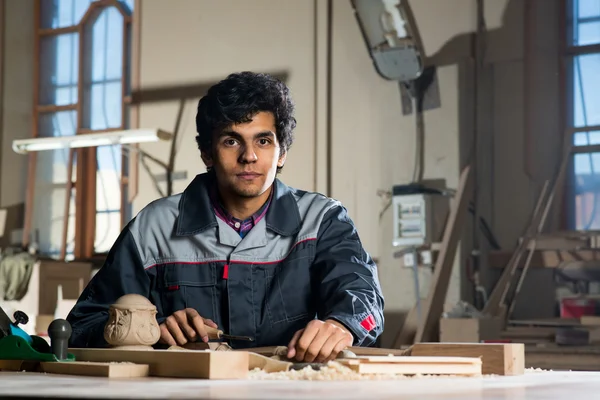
[161,263,218,322]
[264,255,314,325]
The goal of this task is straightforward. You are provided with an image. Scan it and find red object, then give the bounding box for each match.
[167,285,179,291]
[360,314,376,331]
[223,264,229,280]
[560,297,597,318]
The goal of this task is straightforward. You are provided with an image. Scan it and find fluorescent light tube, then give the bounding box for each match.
[12,129,172,154]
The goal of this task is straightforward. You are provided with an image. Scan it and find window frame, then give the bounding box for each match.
[23,0,140,260]
[562,0,600,231]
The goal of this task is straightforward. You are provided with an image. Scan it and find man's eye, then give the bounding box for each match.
[224,139,237,146]
[258,138,271,145]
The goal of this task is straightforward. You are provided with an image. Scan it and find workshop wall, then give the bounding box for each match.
[132,0,563,347]
[134,0,320,213]
[0,0,33,244]
[328,0,562,346]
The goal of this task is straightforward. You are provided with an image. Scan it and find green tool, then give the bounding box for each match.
[0,306,75,362]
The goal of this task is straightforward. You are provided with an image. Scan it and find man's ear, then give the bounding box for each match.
[277,150,287,168]
[201,150,213,168]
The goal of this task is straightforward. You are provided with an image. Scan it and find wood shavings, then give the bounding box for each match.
[526,367,551,373]
[248,361,481,381]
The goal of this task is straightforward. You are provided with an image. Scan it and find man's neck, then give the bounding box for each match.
[217,185,273,220]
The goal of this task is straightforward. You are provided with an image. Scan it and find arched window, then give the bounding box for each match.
[26,0,138,260]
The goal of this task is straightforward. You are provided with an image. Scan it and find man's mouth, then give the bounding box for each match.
[236,172,261,180]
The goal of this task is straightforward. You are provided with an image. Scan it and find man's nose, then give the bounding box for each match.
[239,145,258,163]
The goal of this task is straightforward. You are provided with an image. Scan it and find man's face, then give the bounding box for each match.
[202,111,286,198]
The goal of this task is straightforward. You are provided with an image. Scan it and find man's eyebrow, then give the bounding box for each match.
[218,130,275,138]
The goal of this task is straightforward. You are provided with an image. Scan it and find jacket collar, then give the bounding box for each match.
[176,172,301,237]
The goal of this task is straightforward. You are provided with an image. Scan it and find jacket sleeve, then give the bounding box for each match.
[313,205,385,346]
[65,221,150,348]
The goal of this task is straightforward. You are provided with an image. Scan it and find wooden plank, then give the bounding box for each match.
[410,343,524,376]
[413,165,474,343]
[337,356,482,376]
[483,182,550,318]
[40,361,149,378]
[581,316,600,326]
[346,356,480,364]
[439,317,504,342]
[489,249,600,268]
[68,348,248,379]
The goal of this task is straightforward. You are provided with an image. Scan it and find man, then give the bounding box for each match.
[66,72,384,363]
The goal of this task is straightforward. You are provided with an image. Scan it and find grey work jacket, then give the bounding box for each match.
[66,173,385,348]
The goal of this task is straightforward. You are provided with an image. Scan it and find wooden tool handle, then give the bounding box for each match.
[205,326,224,340]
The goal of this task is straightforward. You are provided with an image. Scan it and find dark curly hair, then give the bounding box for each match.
[195,72,296,172]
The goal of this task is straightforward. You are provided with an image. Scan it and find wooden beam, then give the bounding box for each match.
[129,71,288,104]
[410,342,524,376]
[40,361,149,377]
[68,348,248,379]
[482,181,550,317]
[489,249,600,268]
[413,165,474,343]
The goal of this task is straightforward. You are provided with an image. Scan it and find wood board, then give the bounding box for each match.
[68,348,248,379]
[336,356,482,376]
[0,360,149,378]
[410,343,524,376]
[40,361,149,378]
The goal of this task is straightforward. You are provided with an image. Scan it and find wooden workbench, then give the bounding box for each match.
[1,370,600,399]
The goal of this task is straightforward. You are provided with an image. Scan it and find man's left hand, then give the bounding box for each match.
[287,319,353,363]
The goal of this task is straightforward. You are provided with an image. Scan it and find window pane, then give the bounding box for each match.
[573,152,600,230]
[31,184,77,257]
[579,0,600,19]
[574,130,600,146]
[568,0,600,46]
[39,33,79,105]
[578,21,600,46]
[573,53,600,127]
[38,110,77,138]
[40,0,95,29]
[32,111,77,257]
[82,7,124,130]
[95,145,122,253]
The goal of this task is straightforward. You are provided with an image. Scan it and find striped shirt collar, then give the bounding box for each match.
[209,183,273,238]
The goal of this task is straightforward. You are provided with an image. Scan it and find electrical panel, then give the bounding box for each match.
[392,192,448,248]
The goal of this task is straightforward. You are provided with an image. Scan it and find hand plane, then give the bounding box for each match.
[0,305,74,362]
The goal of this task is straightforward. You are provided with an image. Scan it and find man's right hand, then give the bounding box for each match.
[158,308,218,346]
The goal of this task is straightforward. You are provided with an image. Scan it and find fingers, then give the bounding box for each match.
[287,329,304,359]
[158,323,176,346]
[303,327,331,363]
[165,314,188,345]
[293,323,320,362]
[289,320,354,363]
[315,334,344,363]
[186,309,208,342]
[203,318,218,329]
[174,310,199,342]
[159,309,215,346]
[332,337,352,361]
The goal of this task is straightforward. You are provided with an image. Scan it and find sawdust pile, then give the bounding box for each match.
[248,361,475,381]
